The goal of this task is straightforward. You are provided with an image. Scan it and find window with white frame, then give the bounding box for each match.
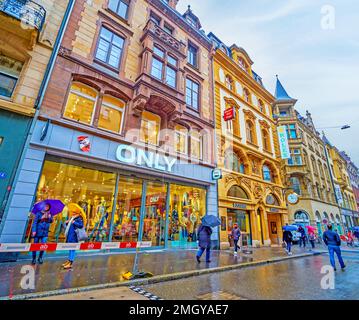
[288,149,303,166]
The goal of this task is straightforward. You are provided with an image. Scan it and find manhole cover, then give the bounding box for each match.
[196,291,248,300]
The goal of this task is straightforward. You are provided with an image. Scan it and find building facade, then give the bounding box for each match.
[0,0,69,220]
[273,78,342,236]
[323,140,359,230]
[0,0,219,251]
[209,34,288,248]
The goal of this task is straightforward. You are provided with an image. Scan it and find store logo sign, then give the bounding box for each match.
[116,145,177,173]
[277,126,290,159]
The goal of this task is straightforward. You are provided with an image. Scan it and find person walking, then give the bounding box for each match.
[31,204,53,265]
[231,224,241,256]
[62,210,85,270]
[323,224,346,271]
[283,229,293,256]
[196,223,212,263]
[298,225,306,248]
[308,232,316,251]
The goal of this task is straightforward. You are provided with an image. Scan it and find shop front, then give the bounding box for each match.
[0,121,218,251]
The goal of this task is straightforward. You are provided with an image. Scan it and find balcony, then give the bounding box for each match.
[0,0,46,31]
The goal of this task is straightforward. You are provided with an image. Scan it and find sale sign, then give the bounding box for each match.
[224,107,235,121]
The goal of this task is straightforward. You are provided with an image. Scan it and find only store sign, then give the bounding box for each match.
[277,126,290,160]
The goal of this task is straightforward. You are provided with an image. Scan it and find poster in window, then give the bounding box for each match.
[270,222,278,235]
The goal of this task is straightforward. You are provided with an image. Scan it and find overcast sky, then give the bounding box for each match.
[177,0,359,164]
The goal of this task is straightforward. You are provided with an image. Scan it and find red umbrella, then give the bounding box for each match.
[306,226,317,233]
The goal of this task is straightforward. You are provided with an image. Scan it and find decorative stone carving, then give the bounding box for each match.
[132,97,148,117]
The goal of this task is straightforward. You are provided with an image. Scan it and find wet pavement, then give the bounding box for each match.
[0,246,320,298]
[143,252,359,300]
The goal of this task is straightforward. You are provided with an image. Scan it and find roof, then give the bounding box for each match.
[275,76,297,102]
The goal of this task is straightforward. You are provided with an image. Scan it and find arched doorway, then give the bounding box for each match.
[294,211,310,227]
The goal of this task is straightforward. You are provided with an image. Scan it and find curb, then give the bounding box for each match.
[1,251,322,300]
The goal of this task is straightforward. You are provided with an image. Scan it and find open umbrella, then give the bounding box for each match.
[32,199,65,216]
[67,203,87,227]
[201,215,221,228]
[283,225,298,232]
[353,226,359,232]
[306,225,317,233]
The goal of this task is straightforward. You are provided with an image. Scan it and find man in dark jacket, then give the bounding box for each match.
[323,224,346,271]
[298,225,306,248]
[196,224,212,263]
[283,229,293,255]
[31,204,53,265]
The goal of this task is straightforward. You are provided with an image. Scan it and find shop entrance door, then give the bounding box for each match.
[268,214,281,245]
[167,184,207,249]
[227,209,252,247]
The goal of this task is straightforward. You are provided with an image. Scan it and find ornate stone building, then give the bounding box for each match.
[209,33,288,248]
[274,78,343,235]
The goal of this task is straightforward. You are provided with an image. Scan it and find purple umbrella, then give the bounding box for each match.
[31,199,65,216]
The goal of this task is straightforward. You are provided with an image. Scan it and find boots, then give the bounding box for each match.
[63,261,73,270]
[62,260,70,267]
[38,257,44,264]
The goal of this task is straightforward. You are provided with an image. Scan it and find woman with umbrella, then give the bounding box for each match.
[31,199,65,265]
[306,226,317,251]
[62,204,87,270]
[282,225,296,256]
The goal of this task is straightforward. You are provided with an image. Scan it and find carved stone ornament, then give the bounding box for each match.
[132,97,148,117]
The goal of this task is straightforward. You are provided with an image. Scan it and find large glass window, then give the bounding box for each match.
[29,159,116,243]
[63,83,97,124]
[95,27,125,69]
[142,182,167,247]
[98,95,126,133]
[140,111,161,146]
[288,149,303,166]
[190,131,202,160]
[227,185,249,199]
[286,124,298,139]
[108,0,129,20]
[169,184,206,246]
[186,79,199,110]
[151,46,178,88]
[224,152,245,174]
[111,177,143,242]
[175,125,188,154]
[0,54,24,98]
[227,210,252,246]
[290,177,301,195]
[187,43,198,67]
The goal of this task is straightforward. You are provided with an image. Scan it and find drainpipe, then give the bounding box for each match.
[0,0,75,234]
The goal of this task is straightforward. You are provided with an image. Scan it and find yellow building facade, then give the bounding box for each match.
[274,78,343,236]
[325,141,359,230]
[208,34,288,248]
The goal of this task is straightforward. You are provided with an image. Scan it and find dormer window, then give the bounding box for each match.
[238,57,248,73]
[186,16,197,28]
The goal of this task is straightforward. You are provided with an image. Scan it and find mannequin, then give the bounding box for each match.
[189,210,198,242]
[180,211,189,241]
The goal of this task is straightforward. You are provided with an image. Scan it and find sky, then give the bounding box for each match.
[177,0,359,165]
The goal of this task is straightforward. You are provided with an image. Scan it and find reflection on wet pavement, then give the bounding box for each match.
[0,247,315,298]
[143,254,359,300]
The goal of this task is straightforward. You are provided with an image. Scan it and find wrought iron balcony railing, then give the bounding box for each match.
[0,0,46,31]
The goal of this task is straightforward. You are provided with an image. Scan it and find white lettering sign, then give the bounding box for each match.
[116,145,177,173]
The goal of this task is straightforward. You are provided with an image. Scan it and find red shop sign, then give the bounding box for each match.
[224,107,235,121]
[29,243,57,252]
[80,242,102,251]
[120,242,137,249]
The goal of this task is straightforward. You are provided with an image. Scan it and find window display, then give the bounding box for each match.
[169,184,206,247]
[227,209,252,246]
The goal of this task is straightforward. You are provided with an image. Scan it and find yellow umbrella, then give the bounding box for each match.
[68,203,87,227]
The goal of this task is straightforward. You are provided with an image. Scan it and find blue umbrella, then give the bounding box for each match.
[353,226,359,232]
[201,215,221,228]
[283,225,298,232]
[31,199,65,216]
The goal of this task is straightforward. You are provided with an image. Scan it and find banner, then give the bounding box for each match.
[277,126,290,159]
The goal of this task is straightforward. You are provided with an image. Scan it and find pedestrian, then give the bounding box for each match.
[323,224,346,271]
[196,223,212,263]
[347,231,354,247]
[298,225,306,248]
[231,223,241,256]
[282,229,293,256]
[308,232,316,251]
[31,204,53,265]
[62,209,85,270]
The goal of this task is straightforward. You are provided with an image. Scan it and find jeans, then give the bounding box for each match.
[234,240,240,252]
[68,250,76,262]
[309,240,315,249]
[32,237,48,260]
[197,246,211,262]
[286,242,292,253]
[299,237,306,248]
[328,245,345,269]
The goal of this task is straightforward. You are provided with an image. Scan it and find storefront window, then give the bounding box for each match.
[142,181,167,247]
[98,95,126,134]
[111,177,143,242]
[227,209,252,246]
[168,184,206,247]
[63,83,97,125]
[29,159,116,243]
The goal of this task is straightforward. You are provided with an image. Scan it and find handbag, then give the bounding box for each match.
[75,227,88,242]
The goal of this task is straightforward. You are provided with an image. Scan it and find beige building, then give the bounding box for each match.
[273,77,342,236]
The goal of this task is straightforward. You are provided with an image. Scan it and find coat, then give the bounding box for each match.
[66,216,84,243]
[298,227,306,239]
[231,228,241,241]
[283,230,293,243]
[32,211,53,238]
[197,224,212,249]
[323,230,341,246]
